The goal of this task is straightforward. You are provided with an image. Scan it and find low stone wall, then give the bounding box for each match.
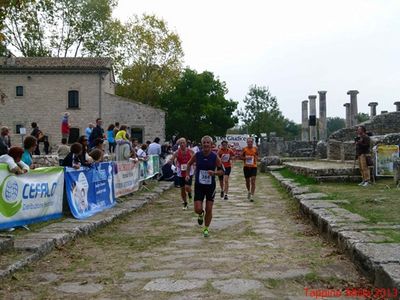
[261,140,315,157]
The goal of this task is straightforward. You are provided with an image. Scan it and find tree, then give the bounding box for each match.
[327,117,345,136]
[115,14,184,107]
[357,112,370,123]
[160,68,238,142]
[2,0,119,57]
[237,85,287,138]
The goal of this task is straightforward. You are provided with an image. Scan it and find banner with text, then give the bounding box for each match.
[64,162,115,219]
[375,145,400,177]
[0,164,64,230]
[216,135,249,157]
[114,161,140,197]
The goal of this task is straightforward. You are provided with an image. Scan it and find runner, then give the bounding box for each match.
[186,136,223,237]
[241,137,258,202]
[217,140,235,200]
[168,138,194,210]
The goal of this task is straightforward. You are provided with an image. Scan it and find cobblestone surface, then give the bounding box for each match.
[0,165,371,299]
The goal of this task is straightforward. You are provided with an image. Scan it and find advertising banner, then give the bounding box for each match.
[139,155,160,181]
[375,145,400,176]
[0,165,64,230]
[64,162,115,219]
[216,135,249,157]
[114,161,140,198]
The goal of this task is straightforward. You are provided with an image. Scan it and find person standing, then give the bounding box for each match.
[186,136,223,238]
[217,140,235,200]
[355,125,371,187]
[89,118,104,149]
[107,124,116,153]
[30,122,42,155]
[21,136,37,169]
[57,138,70,165]
[241,137,258,202]
[168,138,194,210]
[61,112,70,141]
[0,126,10,155]
[85,123,94,139]
[148,137,162,156]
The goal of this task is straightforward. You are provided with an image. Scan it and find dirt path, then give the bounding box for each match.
[0,164,370,299]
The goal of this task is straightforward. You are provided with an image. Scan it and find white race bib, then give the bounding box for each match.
[180,164,187,171]
[245,156,254,165]
[199,170,212,185]
[221,154,230,162]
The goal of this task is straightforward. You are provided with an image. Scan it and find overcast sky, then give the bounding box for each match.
[114,0,400,123]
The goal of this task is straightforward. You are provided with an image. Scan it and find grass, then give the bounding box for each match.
[277,168,318,186]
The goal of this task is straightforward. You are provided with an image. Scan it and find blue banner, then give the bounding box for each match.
[64,162,115,219]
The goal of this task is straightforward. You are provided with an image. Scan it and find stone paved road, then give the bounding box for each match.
[0,164,370,299]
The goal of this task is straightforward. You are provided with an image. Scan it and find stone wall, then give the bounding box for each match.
[260,140,315,157]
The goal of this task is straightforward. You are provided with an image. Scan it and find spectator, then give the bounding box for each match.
[57,138,70,166]
[0,146,29,174]
[89,118,104,149]
[0,126,10,155]
[85,123,94,139]
[137,143,148,161]
[30,122,43,155]
[21,136,37,169]
[113,122,120,137]
[148,137,161,156]
[78,135,93,166]
[61,143,82,169]
[131,138,139,152]
[61,112,70,140]
[89,148,104,163]
[107,124,116,153]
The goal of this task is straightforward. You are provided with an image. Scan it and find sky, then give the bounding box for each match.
[114,0,400,123]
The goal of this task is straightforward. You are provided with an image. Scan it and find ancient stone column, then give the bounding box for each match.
[394,101,400,112]
[344,103,351,128]
[368,102,378,118]
[301,100,309,141]
[318,91,327,140]
[308,95,317,141]
[347,90,359,126]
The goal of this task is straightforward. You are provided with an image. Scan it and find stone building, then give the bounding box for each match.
[0,57,165,146]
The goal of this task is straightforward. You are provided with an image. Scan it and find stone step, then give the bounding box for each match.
[314,175,363,183]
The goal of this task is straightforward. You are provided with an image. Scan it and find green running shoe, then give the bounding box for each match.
[197,211,204,225]
[203,227,209,237]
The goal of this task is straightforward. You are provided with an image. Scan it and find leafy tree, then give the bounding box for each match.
[115,14,184,107]
[2,0,119,57]
[160,68,238,142]
[237,85,286,138]
[357,112,370,123]
[327,117,345,136]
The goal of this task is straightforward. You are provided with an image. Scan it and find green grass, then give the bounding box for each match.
[277,168,318,186]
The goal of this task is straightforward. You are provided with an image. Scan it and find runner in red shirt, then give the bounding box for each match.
[217,140,235,200]
[168,138,194,210]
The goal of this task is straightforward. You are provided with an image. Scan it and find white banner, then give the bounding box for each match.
[0,164,64,229]
[114,161,140,198]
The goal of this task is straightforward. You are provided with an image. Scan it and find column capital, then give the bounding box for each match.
[394,101,400,105]
[308,95,317,100]
[302,100,308,104]
[347,90,359,95]
[368,102,378,107]
[318,91,327,95]
[343,103,350,107]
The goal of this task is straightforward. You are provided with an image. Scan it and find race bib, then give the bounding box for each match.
[199,170,212,185]
[180,164,187,171]
[221,154,230,162]
[245,156,254,165]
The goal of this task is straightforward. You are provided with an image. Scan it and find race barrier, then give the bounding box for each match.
[64,162,115,219]
[0,156,160,228]
[0,165,64,230]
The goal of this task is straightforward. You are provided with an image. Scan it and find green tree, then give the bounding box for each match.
[115,14,184,107]
[2,0,119,57]
[237,85,287,137]
[327,117,345,136]
[357,112,370,123]
[160,68,238,142]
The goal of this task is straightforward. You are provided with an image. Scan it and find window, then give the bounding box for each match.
[16,86,23,96]
[68,90,79,108]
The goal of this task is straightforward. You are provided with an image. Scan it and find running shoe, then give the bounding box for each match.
[203,227,209,237]
[220,191,224,198]
[224,194,228,200]
[250,195,254,202]
[197,210,204,225]
[247,192,251,200]
[362,181,370,187]
[182,202,188,210]
[358,181,365,186]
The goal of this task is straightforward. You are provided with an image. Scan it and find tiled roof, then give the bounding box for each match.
[0,57,112,70]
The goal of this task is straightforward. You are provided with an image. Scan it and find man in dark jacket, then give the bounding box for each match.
[355,125,371,186]
[89,118,104,149]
